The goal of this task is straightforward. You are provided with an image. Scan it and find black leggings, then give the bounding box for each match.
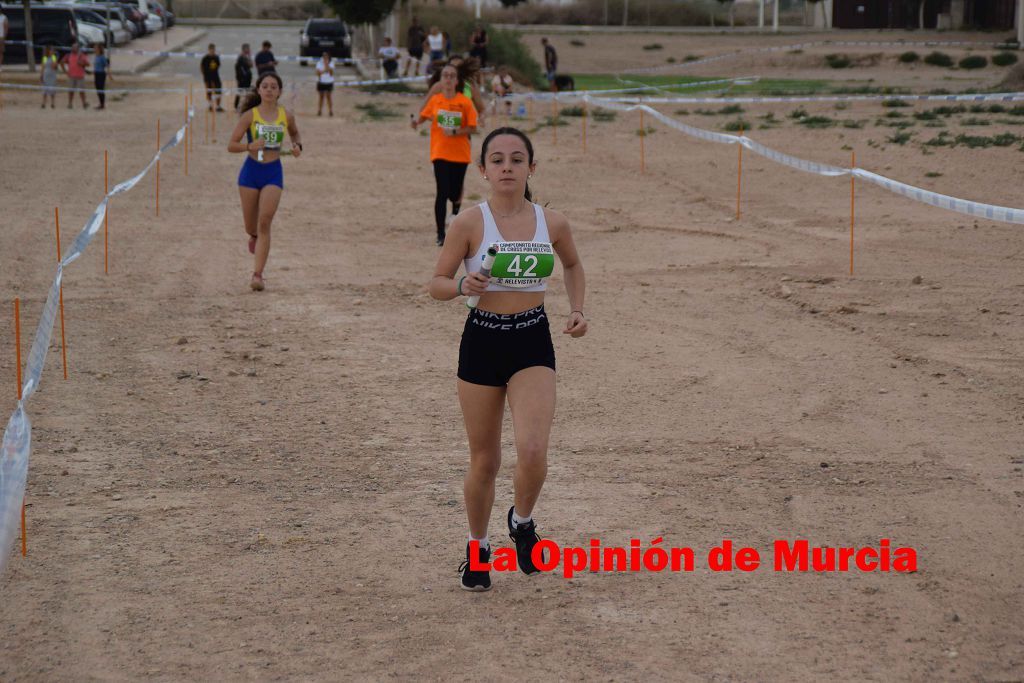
[433,159,467,236]
[95,72,106,107]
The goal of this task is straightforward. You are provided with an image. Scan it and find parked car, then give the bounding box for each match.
[68,7,132,45]
[119,0,160,33]
[147,0,173,27]
[70,1,140,39]
[299,18,350,65]
[0,4,79,63]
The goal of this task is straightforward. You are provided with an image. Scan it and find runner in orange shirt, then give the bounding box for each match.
[411,64,478,246]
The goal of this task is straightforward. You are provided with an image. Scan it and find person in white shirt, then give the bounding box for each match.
[378,36,399,79]
[490,65,514,117]
[315,50,334,117]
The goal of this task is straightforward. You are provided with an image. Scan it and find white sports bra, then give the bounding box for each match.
[464,202,554,293]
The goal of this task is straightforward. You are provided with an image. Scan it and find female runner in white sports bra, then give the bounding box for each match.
[428,127,587,591]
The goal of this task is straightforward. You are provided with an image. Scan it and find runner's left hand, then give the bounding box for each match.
[564,311,587,338]
[290,143,301,158]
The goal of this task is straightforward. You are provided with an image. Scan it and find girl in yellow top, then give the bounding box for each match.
[411,64,478,246]
[227,72,303,292]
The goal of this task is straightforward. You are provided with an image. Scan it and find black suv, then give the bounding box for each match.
[1,5,79,63]
[299,18,350,64]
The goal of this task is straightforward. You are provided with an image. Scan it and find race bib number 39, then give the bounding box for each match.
[436,109,463,130]
[256,123,285,149]
[490,242,555,287]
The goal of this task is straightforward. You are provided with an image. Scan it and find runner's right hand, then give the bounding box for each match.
[462,272,490,297]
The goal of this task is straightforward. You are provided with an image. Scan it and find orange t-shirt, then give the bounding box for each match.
[419,92,478,164]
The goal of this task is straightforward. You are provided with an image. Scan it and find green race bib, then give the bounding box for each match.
[490,242,555,288]
[436,109,463,130]
[256,122,285,149]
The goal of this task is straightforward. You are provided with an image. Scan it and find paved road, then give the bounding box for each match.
[146,24,358,84]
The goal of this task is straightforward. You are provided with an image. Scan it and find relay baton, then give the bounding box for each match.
[466,246,498,309]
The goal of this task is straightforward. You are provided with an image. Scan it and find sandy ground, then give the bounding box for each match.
[0,32,1023,681]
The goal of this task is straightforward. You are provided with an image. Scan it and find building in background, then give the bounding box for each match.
[830,0,1015,30]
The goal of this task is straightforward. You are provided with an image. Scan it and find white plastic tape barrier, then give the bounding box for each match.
[0,74,426,95]
[577,96,1024,224]
[0,108,194,576]
[592,91,1024,105]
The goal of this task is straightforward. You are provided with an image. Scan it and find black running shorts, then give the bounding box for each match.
[458,305,556,387]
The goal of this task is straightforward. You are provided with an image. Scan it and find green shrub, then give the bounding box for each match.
[834,101,849,110]
[1008,106,1024,116]
[569,39,585,47]
[722,119,750,132]
[924,51,954,67]
[354,103,400,120]
[992,51,1018,66]
[718,104,744,115]
[674,109,690,116]
[933,105,967,116]
[825,54,851,69]
[914,110,938,120]
[884,110,906,118]
[635,126,656,136]
[899,51,920,63]
[958,55,988,69]
[559,106,585,117]
[643,43,663,51]
[962,117,991,126]
[684,54,700,62]
[666,57,676,63]
[882,99,911,107]
[988,104,1007,113]
[590,109,616,122]
[798,115,836,128]
[788,107,809,119]
[887,131,913,145]
[842,119,865,129]
[924,172,942,178]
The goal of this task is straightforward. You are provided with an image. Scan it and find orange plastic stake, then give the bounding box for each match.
[640,109,646,174]
[184,97,189,176]
[104,150,109,275]
[582,100,587,154]
[552,99,557,146]
[14,297,25,558]
[850,151,856,276]
[156,118,161,217]
[55,208,68,381]
[211,105,216,143]
[736,126,744,220]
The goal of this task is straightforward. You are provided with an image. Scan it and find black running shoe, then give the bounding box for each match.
[458,542,492,592]
[508,506,543,575]
[436,233,445,247]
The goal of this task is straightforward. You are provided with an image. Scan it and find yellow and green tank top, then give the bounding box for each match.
[249,105,287,150]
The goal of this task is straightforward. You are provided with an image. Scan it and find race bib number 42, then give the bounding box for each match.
[436,109,463,130]
[490,242,555,287]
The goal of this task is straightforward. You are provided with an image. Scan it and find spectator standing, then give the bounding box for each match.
[469,25,488,67]
[40,44,58,109]
[234,43,253,112]
[254,40,277,76]
[379,37,400,79]
[93,43,111,110]
[315,50,334,117]
[200,43,224,112]
[426,26,444,64]
[541,37,558,91]
[60,42,90,109]
[404,16,425,77]
[490,65,514,116]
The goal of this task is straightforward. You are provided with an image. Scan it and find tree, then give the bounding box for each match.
[22,0,35,71]
[805,0,830,27]
[321,0,393,25]
[499,0,527,24]
[716,0,736,27]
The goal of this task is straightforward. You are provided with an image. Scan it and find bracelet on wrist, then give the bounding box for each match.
[457,276,466,296]
[571,310,585,317]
